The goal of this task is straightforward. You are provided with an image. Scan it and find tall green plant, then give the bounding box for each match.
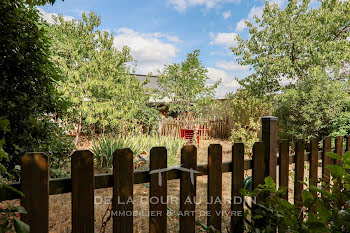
[232,0,350,96]
[49,12,158,143]
[0,0,70,172]
[156,50,221,118]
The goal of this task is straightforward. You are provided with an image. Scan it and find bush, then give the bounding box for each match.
[227,89,273,156]
[242,152,350,232]
[274,76,350,141]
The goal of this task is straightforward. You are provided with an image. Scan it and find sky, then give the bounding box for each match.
[39,0,290,97]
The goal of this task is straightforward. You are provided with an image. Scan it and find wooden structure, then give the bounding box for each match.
[160,117,232,139]
[1,116,349,232]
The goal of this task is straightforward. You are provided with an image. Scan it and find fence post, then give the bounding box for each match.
[71,150,94,233]
[149,147,167,233]
[207,144,222,232]
[113,148,134,233]
[231,143,244,233]
[261,116,278,182]
[21,153,49,233]
[279,139,289,200]
[180,145,197,233]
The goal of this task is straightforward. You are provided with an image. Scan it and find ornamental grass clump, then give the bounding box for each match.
[92,135,186,169]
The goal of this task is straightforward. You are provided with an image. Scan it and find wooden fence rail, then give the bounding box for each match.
[1,116,350,232]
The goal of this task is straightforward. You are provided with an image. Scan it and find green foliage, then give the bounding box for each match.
[92,135,186,169]
[32,118,75,178]
[0,0,73,175]
[0,118,29,233]
[242,152,350,232]
[156,50,220,117]
[274,75,350,141]
[49,12,159,140]
[227,89,273,156]
[0,205,30,233]
[232,0,350,96]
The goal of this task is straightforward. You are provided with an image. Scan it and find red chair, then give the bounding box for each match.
[181,129,194,144]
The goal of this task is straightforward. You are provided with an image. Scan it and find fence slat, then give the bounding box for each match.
[279,140,289,200]
[346,135,350,152]
[262,116,278,182]
[309,138,318,197]
[252,142,265,228]
[207,144,222,232]
[335,136,343,165]
[252,142,265,195]
[180,145,197,233]
[231,143,244,233]
[113,148,134,233]
[150,147,167,233]
[71,150,94,233]
[322,137,331,192]
[294,140,305,213]
[21,153,49,233]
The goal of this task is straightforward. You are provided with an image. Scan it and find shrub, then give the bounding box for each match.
[242,152,350,232]
[228,89,273,156]
[274,76,350,141]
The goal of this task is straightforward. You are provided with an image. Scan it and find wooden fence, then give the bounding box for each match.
[1,116,349,232]
[160,117,233,139]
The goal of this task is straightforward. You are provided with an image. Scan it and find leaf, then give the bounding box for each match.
[326,152,342,161]
[13,217,30,233]
[326,165,344,178]
[264,176,275,188]
[15,206,27,214]
[301,190,313,202]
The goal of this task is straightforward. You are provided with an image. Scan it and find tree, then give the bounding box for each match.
[274,74,350,141]
[0,0,72,171]
[232,0,350,96]
[49,12,159,142]
[156,50,221,118]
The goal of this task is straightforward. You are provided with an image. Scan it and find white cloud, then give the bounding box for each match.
[248,5,264,20]
[222,10,231,19]
[209,32,238,48]
[207,67,240,97]
[216,60,249,71]
[168,0,241,12]
[234,0,287,32]
[113,28,180,74]
[235,19,246,32]
[37,8,74,24]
